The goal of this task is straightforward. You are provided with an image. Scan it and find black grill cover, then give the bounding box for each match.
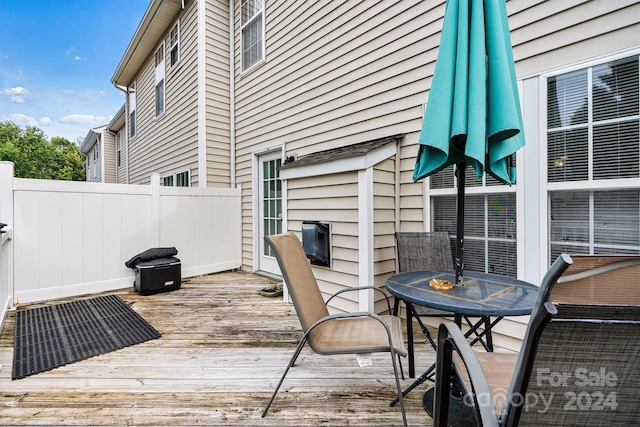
[125,247,179,269]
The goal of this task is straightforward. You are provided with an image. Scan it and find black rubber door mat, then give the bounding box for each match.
[12,294,160,379]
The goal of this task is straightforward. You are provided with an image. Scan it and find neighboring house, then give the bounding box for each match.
[80,125,116,183]
[107,104,128,184]
[109,0,639,336]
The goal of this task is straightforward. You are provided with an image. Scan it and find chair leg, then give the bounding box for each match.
[262,337,307,418]
[390,348,408,427]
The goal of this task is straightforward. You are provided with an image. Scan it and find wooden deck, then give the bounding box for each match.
[0,271,437,426]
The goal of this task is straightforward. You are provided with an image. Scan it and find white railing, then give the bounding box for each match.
[0,162,241,311]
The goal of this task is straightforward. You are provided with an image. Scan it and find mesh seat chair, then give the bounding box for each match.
[262,232,409,427]
[394,232,493,378]
[432,254,640,426]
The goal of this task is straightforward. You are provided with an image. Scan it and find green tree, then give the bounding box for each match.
[0,121,86,180]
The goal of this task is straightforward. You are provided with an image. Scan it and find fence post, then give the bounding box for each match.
[0,162,15,313]
[150,173,161,248]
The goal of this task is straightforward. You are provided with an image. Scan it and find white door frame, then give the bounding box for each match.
[253,148,285,275]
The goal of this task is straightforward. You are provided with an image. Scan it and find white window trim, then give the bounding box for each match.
[162,169,190,187]
[129,82,136,139]
[155,43,166,118]
[116,131,121,168]
[170,20,180,68]
[241,0,266,73]
[538,50,640,268]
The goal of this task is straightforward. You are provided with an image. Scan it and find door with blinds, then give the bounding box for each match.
[258,151,283,274]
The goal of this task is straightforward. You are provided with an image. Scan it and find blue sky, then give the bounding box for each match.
[0,0,150,143]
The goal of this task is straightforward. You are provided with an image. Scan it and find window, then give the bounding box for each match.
[116,131,121,168]
[241,0,264,71]
[163,170,189,187]
[155,44,165,117]
[129,83,136,138]
[170,22,180,67]
[431,167,518,277]
[547,55,639,261]
[262,156,282,257]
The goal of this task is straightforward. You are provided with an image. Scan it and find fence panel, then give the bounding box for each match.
[7,171,241,306]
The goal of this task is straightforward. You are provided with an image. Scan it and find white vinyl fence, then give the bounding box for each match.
[0,162,241,322]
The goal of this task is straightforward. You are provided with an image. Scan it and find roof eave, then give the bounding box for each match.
[111,0,184,87]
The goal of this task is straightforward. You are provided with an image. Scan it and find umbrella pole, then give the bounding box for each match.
[455,161,466,285]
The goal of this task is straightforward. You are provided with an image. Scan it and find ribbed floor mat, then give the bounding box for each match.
[12,294,160,379]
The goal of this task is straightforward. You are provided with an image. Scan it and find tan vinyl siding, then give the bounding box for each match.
[508,0,639,78]
[233,0,639,270]
[127,0,199,185]
[286,171,361,312]
[102,131,116,184]
[116,130,127,184]
[88,144,102,183]
[374,159,397,278]
[205,0,231,187]
[234,0,444,269]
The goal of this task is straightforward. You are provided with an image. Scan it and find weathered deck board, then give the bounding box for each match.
[0,271,437,426]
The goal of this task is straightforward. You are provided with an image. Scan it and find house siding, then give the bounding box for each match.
[286,171,361,312]
[115,129,127,184]
[508,0,639,78]
[233,0,639,267]
[102,131,116,184]
[127,0,200,185]
[233,0,441,271]
[205,0,231,187]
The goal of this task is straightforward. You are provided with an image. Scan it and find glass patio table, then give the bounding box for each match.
[386,269,538,404]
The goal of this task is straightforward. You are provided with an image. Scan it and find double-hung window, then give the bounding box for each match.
[155,44,165,117]
[170,22,180,67]
[116,131,121,168]
[431,168,518,278]
[129,83,136,138]
[547,54,639,261]
[241,0,264,71]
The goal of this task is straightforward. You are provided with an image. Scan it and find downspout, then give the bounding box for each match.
[229,0,236,188]
[197,0,207,187]
[99,133,105,182]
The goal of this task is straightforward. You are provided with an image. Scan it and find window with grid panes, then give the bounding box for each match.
[431,164,518,278]
[163,170,189,187]
[263,157,282,257]
[154,44,165,117]
[170,22,179,67]
[547,55,639,261]
[241,0,264,71]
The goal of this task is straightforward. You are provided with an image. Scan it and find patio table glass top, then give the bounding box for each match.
[386,270,538,317]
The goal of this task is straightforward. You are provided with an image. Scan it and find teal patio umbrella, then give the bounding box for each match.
[413,0,525,284]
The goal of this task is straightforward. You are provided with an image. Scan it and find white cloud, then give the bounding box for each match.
[59,114,111,126]
[1,86,32,103]
[87,90,106,100]
[74,55,83,61]
[40,117,53,126]
[6,113,38,127]
[65,47,76,56]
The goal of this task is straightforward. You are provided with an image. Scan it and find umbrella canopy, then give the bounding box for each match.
[413,0,525,283]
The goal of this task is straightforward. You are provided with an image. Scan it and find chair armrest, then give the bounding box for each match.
[434,322,499,427]
[325,286,392,313]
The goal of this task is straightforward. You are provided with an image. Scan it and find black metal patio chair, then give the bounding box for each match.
[432,254,640,426]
